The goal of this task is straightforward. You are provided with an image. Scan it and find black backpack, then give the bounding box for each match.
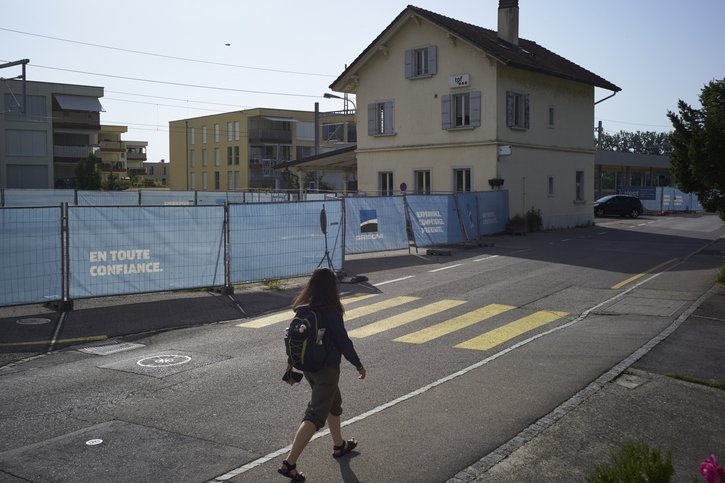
[284,307,328,372]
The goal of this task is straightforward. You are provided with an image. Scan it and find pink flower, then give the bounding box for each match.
[700,454,725,483]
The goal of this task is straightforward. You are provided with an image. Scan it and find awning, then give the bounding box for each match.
[264,116,298,122]
[54,94,103,112]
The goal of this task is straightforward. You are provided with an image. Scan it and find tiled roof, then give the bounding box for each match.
[330,5,620,93]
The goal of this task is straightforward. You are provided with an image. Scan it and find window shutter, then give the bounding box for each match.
[470,91,481,127]
[506,91,514,127]
[384,101,394,134]
[404,49,413,79]
[368,103,376,135]
[441,95,451,129]
[428,46,437,75]
[524,94,530,129]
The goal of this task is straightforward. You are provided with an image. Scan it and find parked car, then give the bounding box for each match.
[593,195,644,218]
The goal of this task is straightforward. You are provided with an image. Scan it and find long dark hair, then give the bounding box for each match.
[293,268,344,314]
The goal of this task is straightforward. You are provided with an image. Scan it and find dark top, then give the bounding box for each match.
[312,306,363,370]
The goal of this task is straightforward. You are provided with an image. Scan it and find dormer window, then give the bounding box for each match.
[405,46,437,79]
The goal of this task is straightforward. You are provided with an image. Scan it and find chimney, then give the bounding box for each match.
[497,0,519,45]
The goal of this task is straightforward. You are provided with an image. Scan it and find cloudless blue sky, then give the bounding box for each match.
[2,0,723,162]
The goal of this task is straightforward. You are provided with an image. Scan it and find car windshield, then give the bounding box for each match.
[595,195,616,203]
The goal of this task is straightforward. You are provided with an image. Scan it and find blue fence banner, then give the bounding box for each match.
[68,206,225,298]
[77,191,139,206]
[455,193,479,241]
[140,190,196,205]
[229,200,343,283]
[344,196,409,254]
[476,190,509,236]
[0,207,62,306]
[406,194,464,247]
[3,189,75,207]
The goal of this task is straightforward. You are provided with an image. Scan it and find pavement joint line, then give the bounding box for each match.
[211,245,688,481]
[446,283,716,482]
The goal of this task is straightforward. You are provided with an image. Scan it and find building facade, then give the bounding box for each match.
[168,108,355,192]
[1,79,104,188]
[329,2,620,228]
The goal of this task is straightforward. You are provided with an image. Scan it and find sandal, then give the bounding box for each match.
[332,438,358,458]
[278,459,305,481]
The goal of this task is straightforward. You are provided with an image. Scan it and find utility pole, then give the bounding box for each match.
[596,120,603,150]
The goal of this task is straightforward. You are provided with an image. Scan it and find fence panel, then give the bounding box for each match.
[77,191,139,206]
[140,190,196,206]
[3,189,75,207]
[344,196,409,254]
[229,200,343,283]
[406,194,464,247]
[68,206,224,299]
[0,207,62,306]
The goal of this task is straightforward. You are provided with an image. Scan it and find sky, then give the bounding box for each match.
[2,0,723,163]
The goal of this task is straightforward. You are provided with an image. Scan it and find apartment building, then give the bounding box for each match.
[1,79,104,188]
[168,108,355,192]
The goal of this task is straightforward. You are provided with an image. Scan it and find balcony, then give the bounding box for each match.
[100,140,126,152]
[247,128,292,144]
[127,152,147,161]
[54,145,100,159]
[101,161,126,172]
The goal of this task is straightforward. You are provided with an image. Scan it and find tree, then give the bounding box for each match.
[74,154,101,190]
[667,78,725,218]
[597,130,672,155]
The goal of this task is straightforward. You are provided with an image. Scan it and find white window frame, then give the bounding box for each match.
[379,171,394,196]
[454,168,472,193]
[414,169,431,194]
[227,122,233,141]
[201,125,207,144]
[368,101,395,136]
[506,91,530,129]
[201,148,207,167]
[442,91,481,130]
[214,124,220,143]
[190,127,195,145]
[214,147,220,167]
[234,121,240,140]
[405,45,437,79]
[189,149,195,168]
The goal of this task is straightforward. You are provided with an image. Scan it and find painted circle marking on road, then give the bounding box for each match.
[136,354,192,368]
[85,439,103,446]
[16,318,52,325]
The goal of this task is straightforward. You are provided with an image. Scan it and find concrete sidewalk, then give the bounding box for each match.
[463,286,725,482]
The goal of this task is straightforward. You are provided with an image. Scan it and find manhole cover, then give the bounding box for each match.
[137,354,192,368]
[16,318,52,325]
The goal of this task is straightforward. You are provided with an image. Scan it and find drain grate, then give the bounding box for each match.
[77,340,145,356]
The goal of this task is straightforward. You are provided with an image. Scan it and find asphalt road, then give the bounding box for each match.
[0,213,722,482]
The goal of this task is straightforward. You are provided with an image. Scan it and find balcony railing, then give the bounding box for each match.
[100,140,126,151]
[127,152,147,161]
[53,145,100,159]
[247,128,292,143]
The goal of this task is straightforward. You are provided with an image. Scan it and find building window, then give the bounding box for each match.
[214,124,220,143]
[234,146,240,165]
[506,91,530,129]
[414,170,431,194]
[202,172,208,190]
[227,147,233,165]
[4,94,46,122]
[368,101,395,136]
[227,171,234,190]
[201,125,207,144]
[454,169,471,193]
[575,171,584,201]
[214,171,220,190]
[442,91,481,129]
[405,46,437,79]
[201,148,207,167]
[547,106,555,128]
[234,121,240,140]
[379,171,393,196]
[189,149,195,168]
[214,147,220,166]
[548,176,555,196]
[227,122,233,141]
[190,172,196,189]
[234,171,240,189]
[190,127,195,145]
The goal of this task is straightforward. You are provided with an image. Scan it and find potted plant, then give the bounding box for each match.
[506,214,527,235]
[488,178,504,190]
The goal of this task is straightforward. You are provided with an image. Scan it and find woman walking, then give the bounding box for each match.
[278,268,366,482]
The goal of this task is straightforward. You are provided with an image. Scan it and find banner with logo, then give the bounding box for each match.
[476,190,509,235]
[229,200,344,282]
[344,196,409,254]
[68,206,225,298]
[0,207,62,306]
[406,194,464,247]
[455,192,479,241]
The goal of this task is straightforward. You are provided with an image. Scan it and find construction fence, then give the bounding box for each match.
[0,191,508,308]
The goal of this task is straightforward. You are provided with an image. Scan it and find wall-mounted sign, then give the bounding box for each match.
[498,145,512,156]
[449,73,470,88]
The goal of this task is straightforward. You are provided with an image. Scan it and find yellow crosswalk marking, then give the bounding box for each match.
[348,299,466,338]
[345,296,419,321]
[395,304,515,344]
[455,310,568,351]
[237,293,381,328]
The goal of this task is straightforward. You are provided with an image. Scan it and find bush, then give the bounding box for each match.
[586,440,673,483]
[526,206,543,232]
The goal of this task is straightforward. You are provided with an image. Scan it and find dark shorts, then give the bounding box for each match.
[303,366,342,430]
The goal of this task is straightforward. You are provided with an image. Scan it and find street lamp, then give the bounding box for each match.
[323,92,356,114]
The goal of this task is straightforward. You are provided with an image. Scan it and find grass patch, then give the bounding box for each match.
[717,266,725,286]
[664,373,725,390]
[587,440,673,483]
[262,279,285,291]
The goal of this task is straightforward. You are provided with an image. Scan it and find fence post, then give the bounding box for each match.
[56,202,73,311]
[220,202,234,295]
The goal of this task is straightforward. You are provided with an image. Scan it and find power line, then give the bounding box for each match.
[26,62,324,99]
[106,90,249,109]
[0,27,336,78]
